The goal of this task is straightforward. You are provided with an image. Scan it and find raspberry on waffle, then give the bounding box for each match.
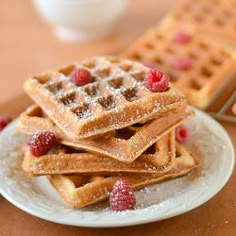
[22,131,176,176]
[47,143,200,208]
[24,56,186,139]
[27,131,57,157]
[17,104,191,162]
[166,0,236,47]
[122,24,236,109]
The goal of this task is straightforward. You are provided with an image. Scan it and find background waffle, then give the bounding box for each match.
[24,56,186,139]
[166,0,236,47]
[122,24,236,109]
[22,131,176,176]
[17,104,191,162]
[47,143,200,208]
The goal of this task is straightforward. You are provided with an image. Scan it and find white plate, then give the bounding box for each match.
[0,109,234,227]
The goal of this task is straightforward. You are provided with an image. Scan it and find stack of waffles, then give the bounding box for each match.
[122,0,236,112]
[17,56,200,208]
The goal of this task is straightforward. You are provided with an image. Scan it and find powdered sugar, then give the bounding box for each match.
[26,56,184,139]
[0,109,234,227]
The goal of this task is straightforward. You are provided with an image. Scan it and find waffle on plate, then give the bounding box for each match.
[17,104,191,162]
[47,143,199,208]
[24,56,186,139]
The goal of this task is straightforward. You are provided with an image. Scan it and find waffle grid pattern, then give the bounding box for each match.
[169,0,236,44]
[123,25,236,108]
[24,57,185,138]
[37,58,149,120]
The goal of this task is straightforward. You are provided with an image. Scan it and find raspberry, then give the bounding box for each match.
[173,31,192,44]
[175,125,188,144]
[27,131,57,157]
[109,179,136,211]
[171,57,192,70]
[70,68,93,86]
[145,69,170,92]
[0,115,12,131]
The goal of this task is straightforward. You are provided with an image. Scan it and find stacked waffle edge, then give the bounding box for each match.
[17,56,200,208]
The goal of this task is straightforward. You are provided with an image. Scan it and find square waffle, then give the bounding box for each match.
[22,131,176,176]
[24,56,186,139]
[122,24,236,109]
[17,104,191,162]
[165,0,236,47]
[47,143,200,208]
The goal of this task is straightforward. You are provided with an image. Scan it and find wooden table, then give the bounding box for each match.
[0,1,236,235]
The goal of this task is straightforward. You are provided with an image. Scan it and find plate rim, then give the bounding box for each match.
[0,108,235,228]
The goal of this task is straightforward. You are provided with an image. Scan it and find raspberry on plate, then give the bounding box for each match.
[109,179,136,211]
[172,31,192,44]
[171,57,192,70]
[27,131,57,157]
[175,125,188,144]
[145,69,170,92]
[70,68,94,86]
[0,115,12,131]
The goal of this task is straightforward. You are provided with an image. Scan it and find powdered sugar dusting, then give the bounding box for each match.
[26,56,184,139]
[0,110,234,227]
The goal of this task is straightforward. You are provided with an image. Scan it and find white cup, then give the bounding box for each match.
[33,0,129,42]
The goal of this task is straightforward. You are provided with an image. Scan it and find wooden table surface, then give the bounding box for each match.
[0,1,236,235]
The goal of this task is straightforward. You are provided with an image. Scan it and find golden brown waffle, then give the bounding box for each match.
[17,104,191,162]
[24,56,186,139]
[166,0,236,47]
[22,131,176,176]
[47,143,200,208]
[122,24,236,109]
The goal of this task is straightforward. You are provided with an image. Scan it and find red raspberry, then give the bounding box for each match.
[109,179,136,211]
[145,69,170,92]
[0,115,12,131]
[172,31,192,44]
[171,57,192,70]
[27,131,57,157]
[70,68,93,86]
[175,125,188,144]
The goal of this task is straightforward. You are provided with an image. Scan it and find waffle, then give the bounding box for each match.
[22,131,177,176]
[47,143,200,208]
[24,56,186,139]
[17,104,191,162]
[166,0,236,47]
[122,23,236,109]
